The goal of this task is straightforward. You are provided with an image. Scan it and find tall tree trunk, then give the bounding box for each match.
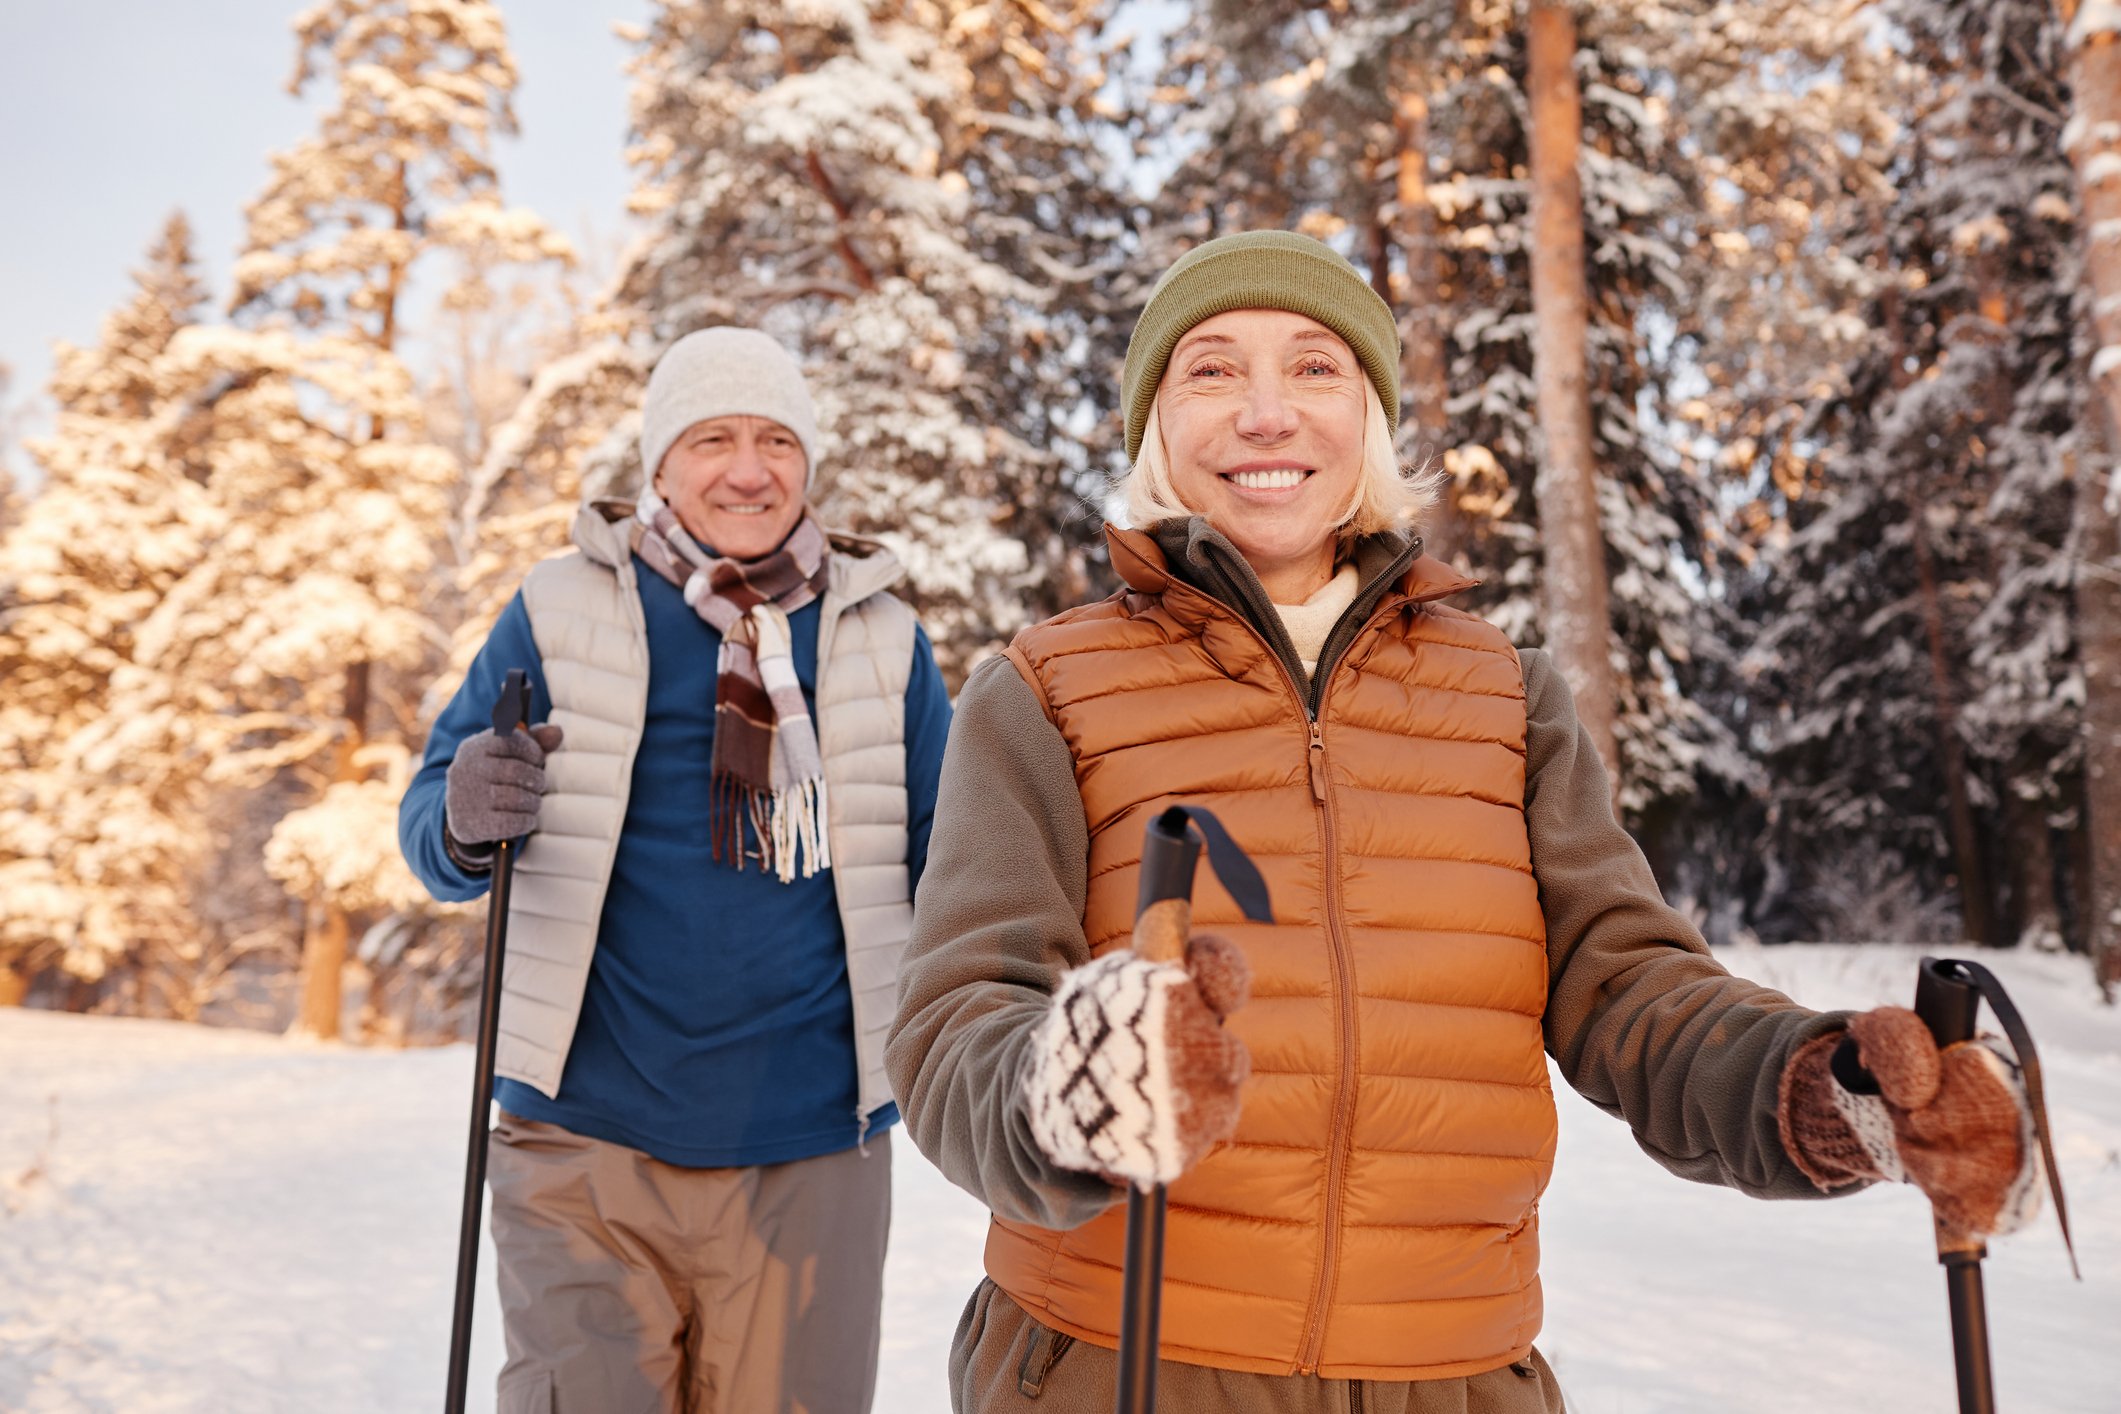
[1874,189,1993,946]
[1366,149,1395,307]
[1393,73,1462,563]
[293,904,350,1038]
[1911,526,1995,945]
[2058,0,2121,994]
[2071,443,2121,992]
[290,660,370,1038]
[1525,2,1620,792]
[2008,782,2065,952]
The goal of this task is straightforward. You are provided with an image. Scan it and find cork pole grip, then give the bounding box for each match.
[1131,897,1192,965]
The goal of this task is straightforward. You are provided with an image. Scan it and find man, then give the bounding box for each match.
[400,326,952,1414]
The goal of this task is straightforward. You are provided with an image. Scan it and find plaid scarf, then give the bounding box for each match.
[631,489,833,882]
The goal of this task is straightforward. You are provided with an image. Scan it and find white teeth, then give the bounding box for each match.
[722,505,769,514]
[1230,469,1306,490]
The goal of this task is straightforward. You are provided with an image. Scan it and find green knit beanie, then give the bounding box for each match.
[1121,229,1401,462]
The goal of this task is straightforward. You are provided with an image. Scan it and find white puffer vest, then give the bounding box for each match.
[495,501,918,1128]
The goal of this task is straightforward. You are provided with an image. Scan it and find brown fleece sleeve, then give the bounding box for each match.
[1524,649,1857,1199]
[885,656,1122,1229]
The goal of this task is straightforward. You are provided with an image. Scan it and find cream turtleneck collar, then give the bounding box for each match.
[1272,562,1361,679]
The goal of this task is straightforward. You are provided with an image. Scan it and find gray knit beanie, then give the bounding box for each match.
[639,327,822,484]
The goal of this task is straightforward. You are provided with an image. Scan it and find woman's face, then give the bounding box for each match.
[1155,308,1367,596]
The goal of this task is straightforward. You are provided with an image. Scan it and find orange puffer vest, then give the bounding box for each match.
[986,527,1556,1380]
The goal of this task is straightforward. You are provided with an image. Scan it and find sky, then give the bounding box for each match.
[0,0,651,482]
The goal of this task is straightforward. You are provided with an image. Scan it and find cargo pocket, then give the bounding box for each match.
[1014,1322,1076,1399]
[496,1367,554,1414]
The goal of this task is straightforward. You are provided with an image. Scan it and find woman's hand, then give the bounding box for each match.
[1778,1006,2040,1241]
[1022,934,1251,1190]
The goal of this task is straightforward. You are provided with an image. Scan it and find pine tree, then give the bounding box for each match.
[86,0,571,1038]
[0,213,216,1005]
[1595,1,1899,935]
[1738,0,2089,949]
[1146,1,1744,895]
[474,0,1134,679]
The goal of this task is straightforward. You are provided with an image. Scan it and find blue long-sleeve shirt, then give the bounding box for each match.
[399,558,952,1167]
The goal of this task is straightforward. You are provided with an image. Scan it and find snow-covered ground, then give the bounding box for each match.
[1,945,2114,1412]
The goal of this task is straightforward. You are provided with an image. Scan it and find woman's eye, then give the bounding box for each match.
[1300,359,1338,376]
[1190,363,1230,378]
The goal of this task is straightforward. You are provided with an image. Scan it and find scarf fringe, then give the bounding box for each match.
[713,773,831,882]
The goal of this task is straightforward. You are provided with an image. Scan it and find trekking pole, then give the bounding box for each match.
[1906,957,2080,1414]
[443,669,534,1414]
[1116,804,1272,1414]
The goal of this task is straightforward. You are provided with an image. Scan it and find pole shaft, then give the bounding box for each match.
[1116,1187,1168,1414]
[1114,810,1200,1413]
[1943,1254,1995,1414]
[444,836,515,1414]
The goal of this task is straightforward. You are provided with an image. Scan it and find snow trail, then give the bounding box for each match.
[0,945,2113,1412]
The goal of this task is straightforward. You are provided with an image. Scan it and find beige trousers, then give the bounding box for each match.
[487,1112,891,1414]
[950,1279,1569,1414]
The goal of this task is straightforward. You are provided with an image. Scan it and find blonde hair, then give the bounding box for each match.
[1116,380,1441,541]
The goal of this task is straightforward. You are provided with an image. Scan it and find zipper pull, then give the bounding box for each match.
[1308,721,1327,801]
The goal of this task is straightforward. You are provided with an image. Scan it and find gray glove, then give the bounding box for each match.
[444,723,564,864]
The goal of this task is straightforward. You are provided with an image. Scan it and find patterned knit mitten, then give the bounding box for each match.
[1023,934,1250,1190]
[1778,1006,2040,1241]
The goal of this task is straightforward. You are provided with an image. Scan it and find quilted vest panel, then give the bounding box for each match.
[985,531,1555,1380]
[501,511,916,1120]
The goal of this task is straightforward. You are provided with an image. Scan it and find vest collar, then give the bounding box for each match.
[1105,519,1478,608]
[571,499,906,602]
[1106,519,1480,713]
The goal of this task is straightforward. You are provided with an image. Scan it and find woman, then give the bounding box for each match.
[887,230,2035,1412]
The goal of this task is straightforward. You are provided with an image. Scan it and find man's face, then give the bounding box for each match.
[653,415,808,560]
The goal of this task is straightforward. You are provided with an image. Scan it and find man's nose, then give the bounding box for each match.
[724,438,774,486]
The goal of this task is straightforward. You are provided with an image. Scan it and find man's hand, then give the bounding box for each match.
[444,723,565,861]
[1779,1005,2040,1241]
[1022,934,1251,1190]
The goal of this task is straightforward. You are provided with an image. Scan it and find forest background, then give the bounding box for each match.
[5,0,2121,1045]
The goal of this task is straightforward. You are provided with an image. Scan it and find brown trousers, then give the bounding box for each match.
[488,1112,891,1414]
[950,1279,1569,1414]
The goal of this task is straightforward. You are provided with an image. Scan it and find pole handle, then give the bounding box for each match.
[1133,811,1202,965]
[491,668,530,737]
[1914,957,2079,1280]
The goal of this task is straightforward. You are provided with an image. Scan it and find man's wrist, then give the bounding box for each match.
[443,824,498,875]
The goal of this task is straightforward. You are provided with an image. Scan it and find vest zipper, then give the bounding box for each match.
[1296,707,1359,1375]
[1165,575,1406,1376]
